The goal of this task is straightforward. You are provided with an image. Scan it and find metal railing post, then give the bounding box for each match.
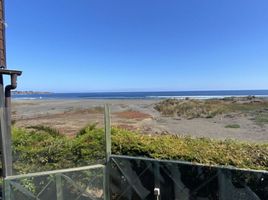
[104,104,111,161]
[104,104,111,200]
[154,162,161,200]
[4,179,11,200]
[56,174,63,200]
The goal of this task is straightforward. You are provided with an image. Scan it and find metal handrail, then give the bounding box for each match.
[5,164,104,180]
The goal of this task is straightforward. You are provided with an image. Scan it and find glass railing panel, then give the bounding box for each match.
[109,155,268,200]
[109,156,154,199]
[4,164,105,200]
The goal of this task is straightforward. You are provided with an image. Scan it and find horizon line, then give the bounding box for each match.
[14,89,268,94]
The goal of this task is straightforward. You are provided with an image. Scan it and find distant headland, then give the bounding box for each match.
[12,91,53,95]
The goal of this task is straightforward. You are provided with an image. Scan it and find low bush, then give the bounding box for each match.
[12,127,74,173]
[112,128,268,170]
[11,125,268,174]
[225,124,240,128]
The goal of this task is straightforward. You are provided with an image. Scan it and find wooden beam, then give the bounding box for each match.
[0,0,6,68]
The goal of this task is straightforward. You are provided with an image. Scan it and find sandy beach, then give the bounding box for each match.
[11,98,268,143]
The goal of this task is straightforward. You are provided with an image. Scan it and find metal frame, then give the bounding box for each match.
[104,104,111,200]
[5,165,104,180]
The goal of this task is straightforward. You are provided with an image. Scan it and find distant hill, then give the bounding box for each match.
[12,91,53,95]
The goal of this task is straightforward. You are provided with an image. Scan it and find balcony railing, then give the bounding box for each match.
[108,155,268,199]
[3,156,268,199]
[4,164,105,200]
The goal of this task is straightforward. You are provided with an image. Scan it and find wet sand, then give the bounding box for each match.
[12,99,268,143]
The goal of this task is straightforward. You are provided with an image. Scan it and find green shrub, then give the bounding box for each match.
[26,125,62,137]
[72,124,105,165]
[112,129,268,170]
[11,125,268,174]
[12,127,74,173]
[225,124,240,128]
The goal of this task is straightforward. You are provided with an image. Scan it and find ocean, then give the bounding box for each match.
[12,90,268,100]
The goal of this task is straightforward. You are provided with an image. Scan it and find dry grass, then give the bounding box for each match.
[115,110,152,120]
[154,99,228,118]
[154,98,268,119]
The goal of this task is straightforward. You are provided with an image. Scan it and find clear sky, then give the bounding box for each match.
[5,0,268,92]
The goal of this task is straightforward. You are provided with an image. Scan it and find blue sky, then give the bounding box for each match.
[5,0,268,92]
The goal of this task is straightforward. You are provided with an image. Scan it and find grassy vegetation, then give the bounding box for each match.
[11,125,268,174]
[154,99,226,118]
[12,127,74,173]
[225,124,240,128]
[112,128,268,170]
[254,113,268,126]
[154,98,268,119]
[12,124,105,174]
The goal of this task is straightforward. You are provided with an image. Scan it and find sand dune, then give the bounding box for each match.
[12,99,268,142]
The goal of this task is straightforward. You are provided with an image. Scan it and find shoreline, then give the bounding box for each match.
[11,95,268,101]
[11,90,268,101]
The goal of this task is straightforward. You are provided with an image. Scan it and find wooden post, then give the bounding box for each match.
[0,0,6,69]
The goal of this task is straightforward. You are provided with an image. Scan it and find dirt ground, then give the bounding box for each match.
[12,99,268,143]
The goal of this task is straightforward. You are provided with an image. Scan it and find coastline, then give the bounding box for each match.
[11,90,268,101]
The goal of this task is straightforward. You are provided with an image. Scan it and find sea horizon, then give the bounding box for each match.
[12,89,268,100]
